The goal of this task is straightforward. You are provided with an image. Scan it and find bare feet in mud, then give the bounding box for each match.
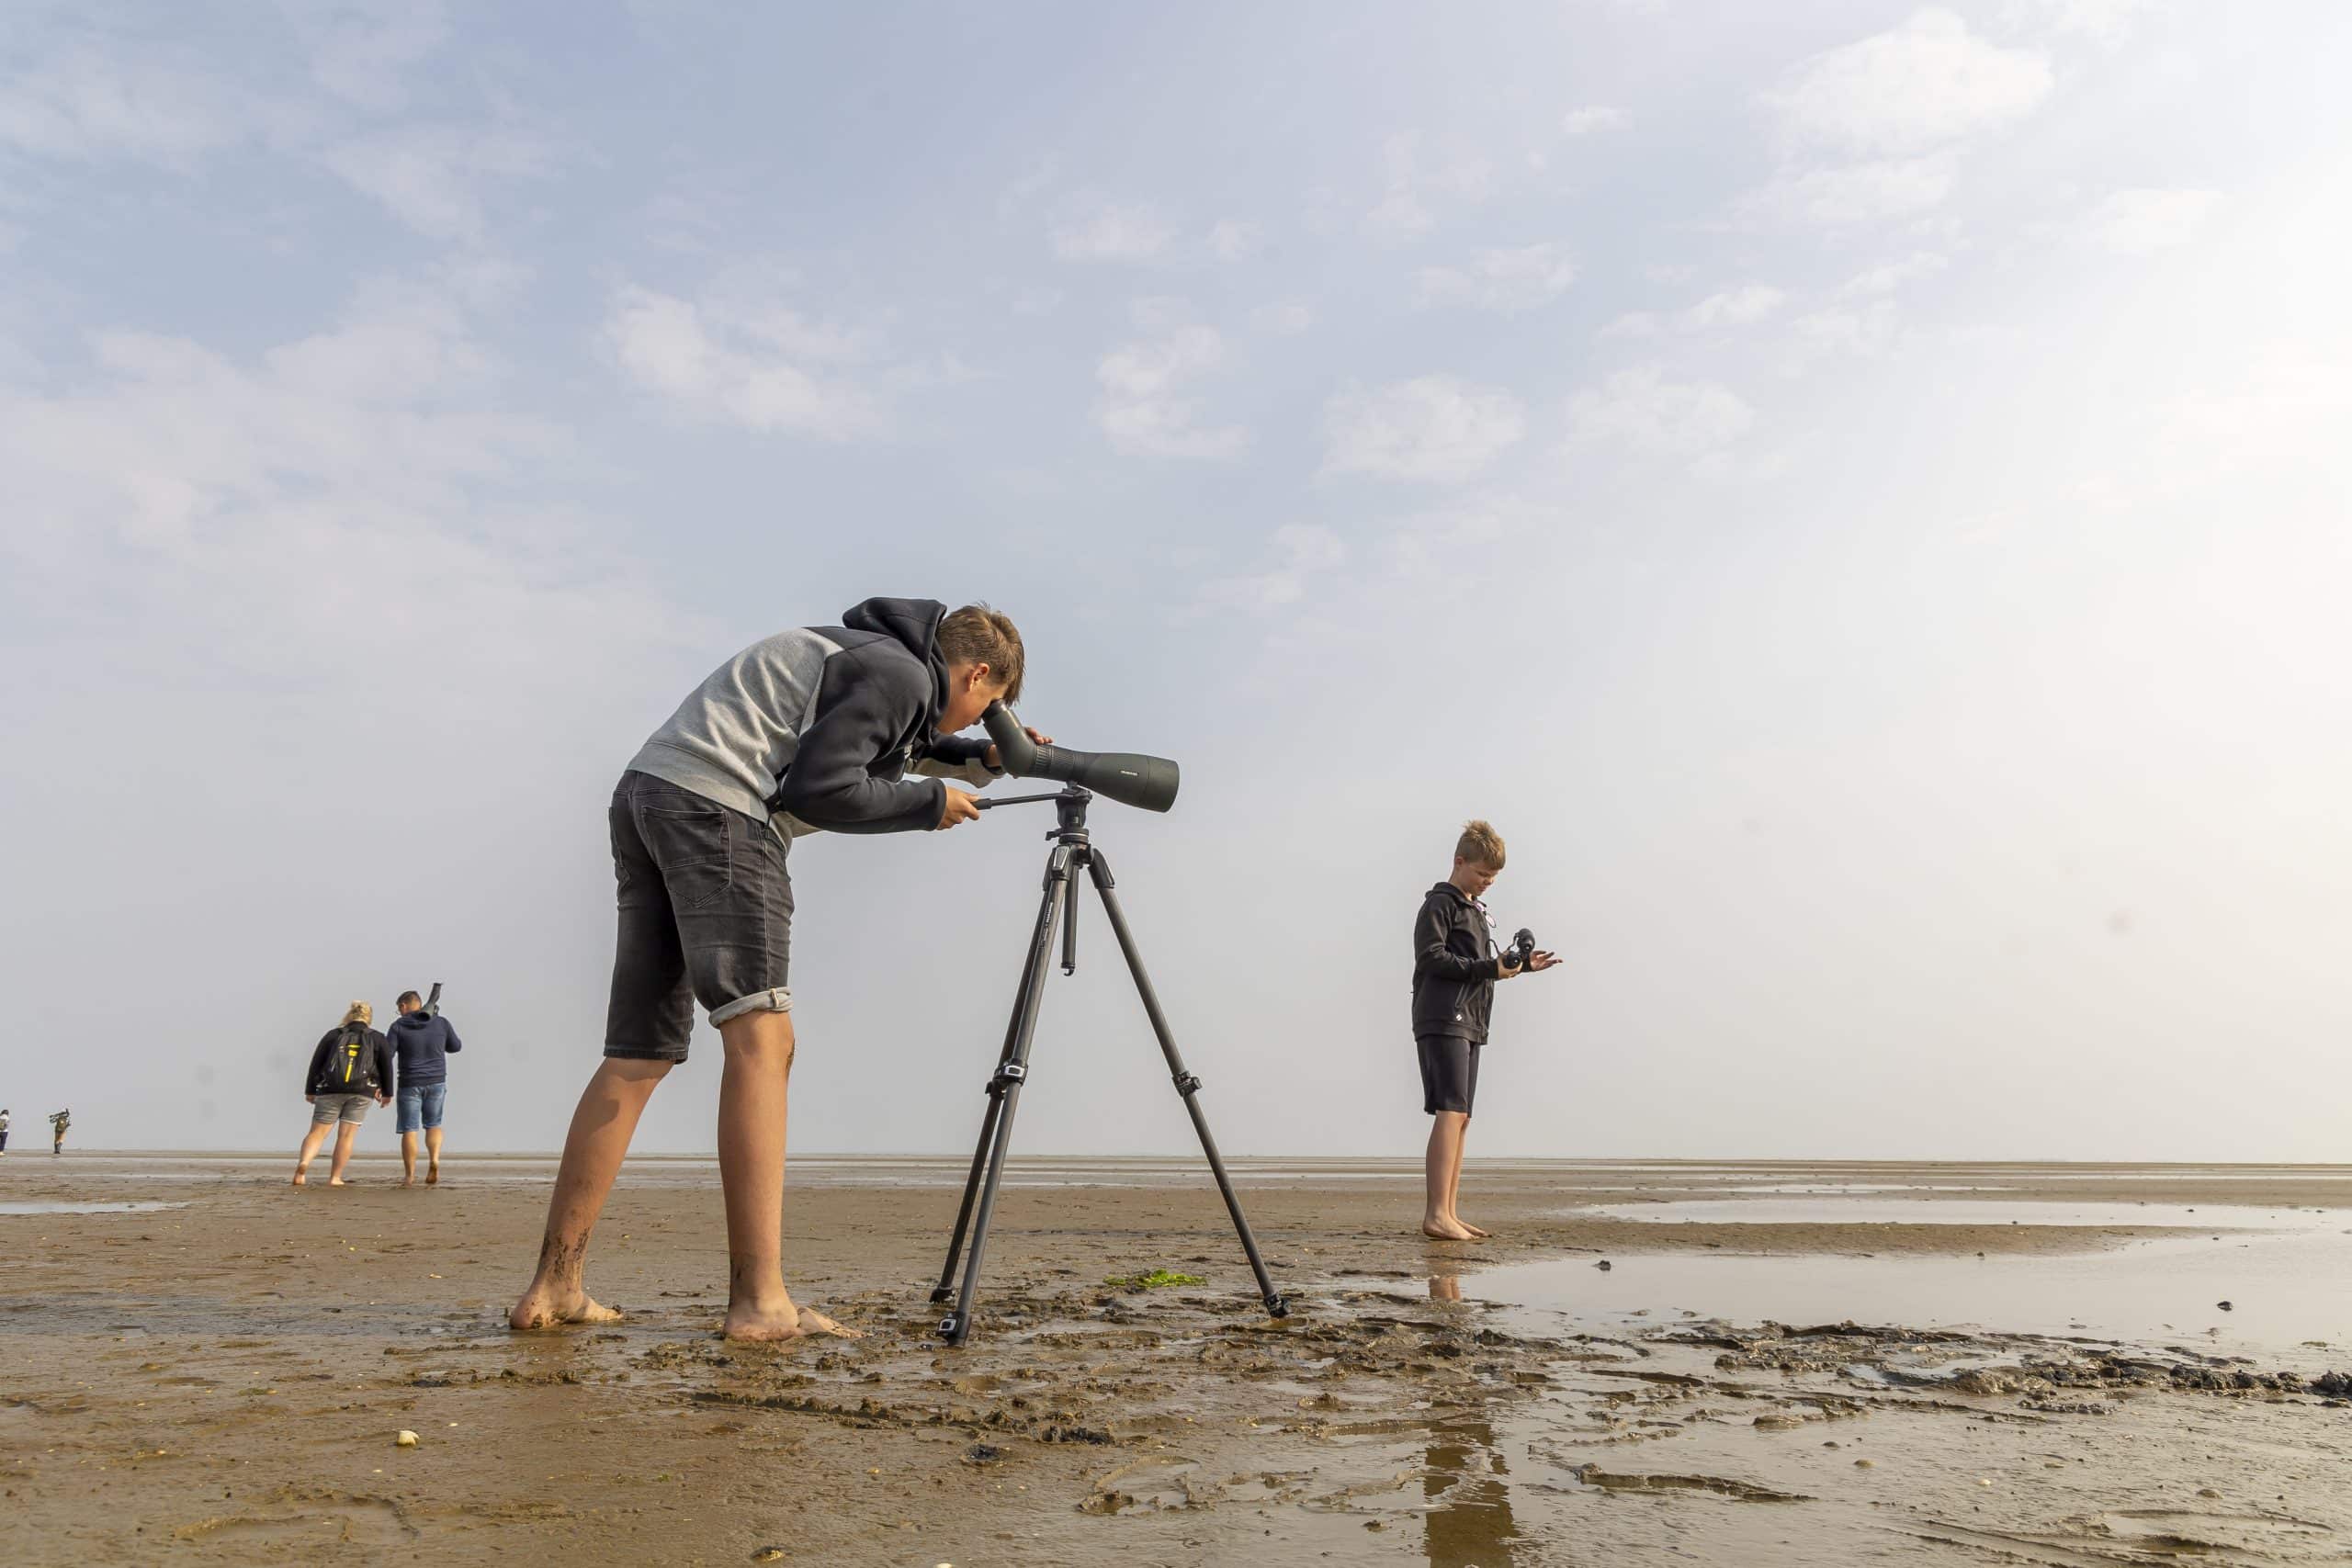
[290,1169,308,1187]
[1458,1219,1492,1237]
[1422,1217,1478,1240]
[722,1302,864,1342]
[509,1288,623,1331]
[426,1164,440,1186]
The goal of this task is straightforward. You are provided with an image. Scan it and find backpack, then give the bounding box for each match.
[323,1027,379,1094]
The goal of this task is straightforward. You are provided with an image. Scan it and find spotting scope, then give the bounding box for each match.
[981,701,1180,813]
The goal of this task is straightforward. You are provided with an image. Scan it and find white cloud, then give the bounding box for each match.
[1566,367,1755,457]
[1745,156,1956,226]
[1250,301,1315,335]
[0,280,691,729]
[0,40,248,164]
[1790,299,1900,361]
[1207,219,1260,261]
[1363,132,1497,243]
[1201,524,1346,611]
[2082,188,2222,255]
[1094,323,1246,460]
[1561,106,1628,135]
[1012,287,1063,317]
[1841,252,1949,294]
[1323,376,1526,483]
[1681,283,1787,328]
[1601,284,1784,339]
[1051,202,1175,263]
[1769,8,2052,156]
[1417,243,1577,313]
[2003,0,2155,44]
[320,123,552,242]
[604,285,886,441]
[290,0,452,111]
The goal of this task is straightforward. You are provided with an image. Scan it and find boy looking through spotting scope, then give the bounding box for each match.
[1413,820,1558,1240]
[511,599,1047,1341]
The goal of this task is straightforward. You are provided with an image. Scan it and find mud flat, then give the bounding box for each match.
[5,1156,2351,1564]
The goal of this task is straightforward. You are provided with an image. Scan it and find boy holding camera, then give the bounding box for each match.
[1413,820,1556,1240]
[510,599,1044,1341]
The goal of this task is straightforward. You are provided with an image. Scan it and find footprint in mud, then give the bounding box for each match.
[174,1495,417,1548]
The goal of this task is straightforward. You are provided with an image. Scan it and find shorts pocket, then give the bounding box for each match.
[638,800,734,911]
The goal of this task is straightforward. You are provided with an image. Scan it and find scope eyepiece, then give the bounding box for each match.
[981,702,1180,813]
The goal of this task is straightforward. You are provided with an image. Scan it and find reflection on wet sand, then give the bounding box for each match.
[1426,1273,1521,1567]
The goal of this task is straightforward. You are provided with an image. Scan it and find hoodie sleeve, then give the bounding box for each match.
[441,1019,462,1055]
[375,1031,396,1094]
[1414,895,1499,983]
[910,734,1000,787]
[305,1031,337,1095]
[773,643,948,833]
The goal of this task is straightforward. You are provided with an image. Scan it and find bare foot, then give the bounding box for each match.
[1455,1218,1492,1238]
[722,1301,865,1342]
[509,1285,623,1330]
[426,1164,440,1185]
[401,1176,415,1188]
[290,1169,308,1187]
[1421,1218,1476,1241]
[327,1177,351,1187]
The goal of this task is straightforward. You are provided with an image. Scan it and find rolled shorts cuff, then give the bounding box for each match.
[708,986,792,1026]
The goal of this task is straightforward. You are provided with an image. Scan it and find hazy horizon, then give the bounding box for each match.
[6,2,2349,1165]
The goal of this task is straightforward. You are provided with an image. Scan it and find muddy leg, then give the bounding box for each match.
[510,1058,668,1328]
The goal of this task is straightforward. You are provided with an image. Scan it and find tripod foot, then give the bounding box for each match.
[928,1286,954,1303]
[1264,1293,1290,1319]
[936,1314,965,1343]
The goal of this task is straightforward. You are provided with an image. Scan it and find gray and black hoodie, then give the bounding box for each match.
[626,597,1000,837]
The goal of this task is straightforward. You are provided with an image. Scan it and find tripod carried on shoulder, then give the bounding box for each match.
[929,785,1289,1345]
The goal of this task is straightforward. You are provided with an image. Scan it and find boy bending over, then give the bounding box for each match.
[1411,820,1556,1240]
[511,599,1042,1340]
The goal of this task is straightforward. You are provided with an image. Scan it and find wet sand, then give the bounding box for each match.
[6,1156,2352,1564]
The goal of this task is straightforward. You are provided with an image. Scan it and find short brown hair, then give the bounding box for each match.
[397,990,423,1010]
[1454,819,1505,869]
[938,604,1024,705]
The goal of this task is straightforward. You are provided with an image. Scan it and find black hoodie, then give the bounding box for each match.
[1410,881,1502,1043]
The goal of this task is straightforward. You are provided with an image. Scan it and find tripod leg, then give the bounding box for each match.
[931,892,1055,1303]
[938,842,1073,1346]
[1083,851,1288,1319]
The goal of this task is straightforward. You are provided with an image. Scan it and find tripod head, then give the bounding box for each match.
[981,702,1180,813]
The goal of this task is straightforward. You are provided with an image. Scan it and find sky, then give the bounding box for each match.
[3,1,2348,1162]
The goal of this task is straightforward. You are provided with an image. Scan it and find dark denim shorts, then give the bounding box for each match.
[1416,1034,1482,1116]
[605,771,794,1063]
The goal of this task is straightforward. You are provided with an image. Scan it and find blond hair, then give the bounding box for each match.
[342,1000,373,1028]
[938,604,1025,705]
[1454,819,1505,870]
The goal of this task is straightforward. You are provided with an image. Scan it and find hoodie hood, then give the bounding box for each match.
[842,596,950,720]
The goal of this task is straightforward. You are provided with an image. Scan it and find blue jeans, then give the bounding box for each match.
[395,1082,447,1134]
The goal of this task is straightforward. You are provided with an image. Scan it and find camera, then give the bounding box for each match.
[1504,928,1537,971]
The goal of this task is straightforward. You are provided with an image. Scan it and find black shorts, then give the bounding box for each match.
[1417,1034,1482,1116]
[605,771,794,1063]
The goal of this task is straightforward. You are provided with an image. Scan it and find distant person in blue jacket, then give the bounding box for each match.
[389,990,463,1187]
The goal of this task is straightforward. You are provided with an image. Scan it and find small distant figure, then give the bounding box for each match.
[1411,820,1557,1242]
[47,1108,70,1155]
[294,1002,393,1187]
[0,1107,11,1155]
[389,989,463,1187]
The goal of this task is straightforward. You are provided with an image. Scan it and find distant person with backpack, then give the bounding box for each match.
[0,1108,11,1154]
[388,988,462,1187]
[47,1108,69,1154]
[294,1002,393,1187]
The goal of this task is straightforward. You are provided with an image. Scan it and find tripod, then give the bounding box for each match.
[929,786,1290,1345]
